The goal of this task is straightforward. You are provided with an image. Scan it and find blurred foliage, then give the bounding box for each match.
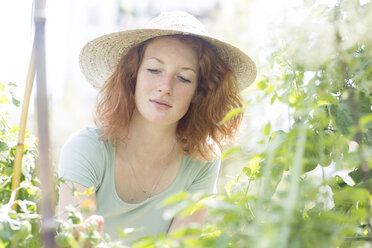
[1,0,372,247]
[194,0,371,247]
[0,82,122,247]
[0,82,42,247]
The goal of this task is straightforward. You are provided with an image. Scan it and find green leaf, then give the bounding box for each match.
[264,122,271,136]
[248,156,261,175]
[169,226,202,238]
[0,83,4,92]
[225,180,234,196]
[271,93,277,104]
[8,82,17,87]
[57,232,72,247]
[348,167,372,185]
[333,187,370,210]
[317,92,338,105]
[0,240,9,248]
[243,167,251,177]
[329,175,348,190]
[360,114,372,129]
[356,91,372,115]
[162,191,188,206]
[0,95,9,104]
[243,100,251,105]
[202,229,221,240]
[0,141,8,151]
[363,126,372,145]
[221,146,242,160]
[333,103,354,135]
[219,108,245,125]
[11,97,20,107]
[256,79,268,90]
[131,235,156,248]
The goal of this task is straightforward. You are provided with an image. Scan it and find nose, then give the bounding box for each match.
[157,75,173,95]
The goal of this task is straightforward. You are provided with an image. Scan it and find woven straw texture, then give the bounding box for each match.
[79,11,257,90]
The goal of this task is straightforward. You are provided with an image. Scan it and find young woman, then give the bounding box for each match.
[58,11,256,242]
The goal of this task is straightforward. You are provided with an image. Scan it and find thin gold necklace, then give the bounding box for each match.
[126,140,177,199]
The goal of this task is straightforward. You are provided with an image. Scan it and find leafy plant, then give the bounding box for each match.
[159,1,372,247]
[1,0,372,247]
[199,1,371,247]
[0,82,41,247]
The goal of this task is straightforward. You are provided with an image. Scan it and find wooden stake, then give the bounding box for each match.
[11,41,35,211]
[34,0,56,246]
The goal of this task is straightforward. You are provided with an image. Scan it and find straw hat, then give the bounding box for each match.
[79,11,257,90]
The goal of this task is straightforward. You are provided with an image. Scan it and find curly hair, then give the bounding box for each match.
[95,35,243,161]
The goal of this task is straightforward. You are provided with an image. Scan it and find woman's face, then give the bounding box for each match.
[134,37,199,126]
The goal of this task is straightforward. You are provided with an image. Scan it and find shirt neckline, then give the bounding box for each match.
[110,144,187,206]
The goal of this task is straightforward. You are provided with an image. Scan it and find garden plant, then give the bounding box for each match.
[0,0,371,247]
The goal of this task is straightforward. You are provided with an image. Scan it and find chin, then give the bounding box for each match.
[150,118,177,126]
[145,115,181,127]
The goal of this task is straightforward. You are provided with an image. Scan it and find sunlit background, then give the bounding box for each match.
[0,0,347,189]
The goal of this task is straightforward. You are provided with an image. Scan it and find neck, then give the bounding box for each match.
[117,110,180,169]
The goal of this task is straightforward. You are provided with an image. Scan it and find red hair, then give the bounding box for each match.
[95,35,243,161]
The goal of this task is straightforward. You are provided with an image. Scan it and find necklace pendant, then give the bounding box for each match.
[126,139,177,202]
[143,190,149,198]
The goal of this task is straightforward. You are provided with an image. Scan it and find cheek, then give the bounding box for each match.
[135,74,151,95]
[189,84,198,101]
[179,87,197,108]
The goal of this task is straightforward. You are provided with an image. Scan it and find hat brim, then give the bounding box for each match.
[79,28,257,90]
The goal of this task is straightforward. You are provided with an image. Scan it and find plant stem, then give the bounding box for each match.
[344,236,372,242]
[278,124,307,248]
[256,134,283,215]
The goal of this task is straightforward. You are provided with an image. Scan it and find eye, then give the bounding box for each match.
[147,69,160,74]
[177,75,191,83]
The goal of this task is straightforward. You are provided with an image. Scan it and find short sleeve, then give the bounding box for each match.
[58,128,106,190]
[187,157,221,195]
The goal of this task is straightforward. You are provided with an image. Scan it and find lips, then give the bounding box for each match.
[149,99,172,109]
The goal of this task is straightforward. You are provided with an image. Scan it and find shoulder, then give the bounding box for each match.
[58,126,110,188]
[182,149,221,194]
[62,126,106,149]
[60,126,112,165]
[193,140,221,165]
[184,148,221,177]
[65,126,101,142]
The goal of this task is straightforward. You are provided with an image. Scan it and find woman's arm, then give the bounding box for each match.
[167,208,207,234]
[58,181,104,233]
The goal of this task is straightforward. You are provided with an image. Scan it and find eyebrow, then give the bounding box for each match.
[146,57,197,74]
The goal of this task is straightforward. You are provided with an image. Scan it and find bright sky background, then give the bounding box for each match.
[0,0,340,111]
[0,1,33,88]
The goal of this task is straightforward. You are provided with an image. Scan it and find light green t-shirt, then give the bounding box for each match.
[58,127,220,242]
